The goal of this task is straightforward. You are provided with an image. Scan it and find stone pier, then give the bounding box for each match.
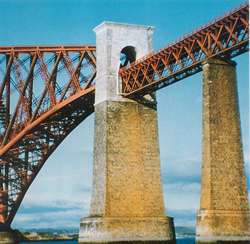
[196,58,250,243]
[78,22,175,243]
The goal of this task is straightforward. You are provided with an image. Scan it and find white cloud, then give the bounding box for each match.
[165,182,200,192]
[14,198,91,229]
[161,156,201,181]
[20,190,91,209]
[165,191,200,211]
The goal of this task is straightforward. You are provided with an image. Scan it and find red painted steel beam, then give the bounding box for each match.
[0,45,96,54]
[0,87,95,156]
[119,3,249,97]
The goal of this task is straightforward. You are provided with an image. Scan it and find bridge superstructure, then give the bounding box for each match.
[0,3,249,244]
[120,3,248,97]
[0,46,96,226]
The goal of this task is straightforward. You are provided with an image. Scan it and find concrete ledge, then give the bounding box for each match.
[78,216,175,243]
[196,235,250,241]
[196,210,250,243]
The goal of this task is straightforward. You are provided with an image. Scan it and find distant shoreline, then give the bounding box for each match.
[21,239,77,242]
[18,226,195,242]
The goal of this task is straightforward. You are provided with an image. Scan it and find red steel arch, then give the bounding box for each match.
[0,46,96,228]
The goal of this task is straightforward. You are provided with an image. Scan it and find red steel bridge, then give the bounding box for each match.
[0,3,248,230]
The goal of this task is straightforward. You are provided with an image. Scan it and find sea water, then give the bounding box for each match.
[21,238,196,244]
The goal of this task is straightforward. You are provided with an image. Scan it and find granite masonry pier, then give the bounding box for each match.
[196,58,250,243]
[78,22,175,243]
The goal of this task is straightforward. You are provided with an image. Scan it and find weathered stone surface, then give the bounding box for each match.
[93,22,154,105]
[79,216,175,243]
[90,101,165,217]
[196,58,250,243]
[79,100,175,243]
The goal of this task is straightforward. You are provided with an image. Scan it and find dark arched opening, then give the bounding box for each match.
[120,46,136,68]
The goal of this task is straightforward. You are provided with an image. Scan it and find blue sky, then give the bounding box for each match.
[0,0,249,229]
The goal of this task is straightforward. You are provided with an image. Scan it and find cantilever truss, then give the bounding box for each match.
[0,46,96,227]
[120,3,249,97]
[0,2,249,230]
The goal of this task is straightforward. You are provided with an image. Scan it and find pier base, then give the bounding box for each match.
[196,210,250,244]
[79,217,175,243]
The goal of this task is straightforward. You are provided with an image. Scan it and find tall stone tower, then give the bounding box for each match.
[196,58,250,243]
[78,22,175,243]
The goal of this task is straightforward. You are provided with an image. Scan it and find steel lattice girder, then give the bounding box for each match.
[119,3,249,97]
[0,46,96,227]
[0,2,249,230]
